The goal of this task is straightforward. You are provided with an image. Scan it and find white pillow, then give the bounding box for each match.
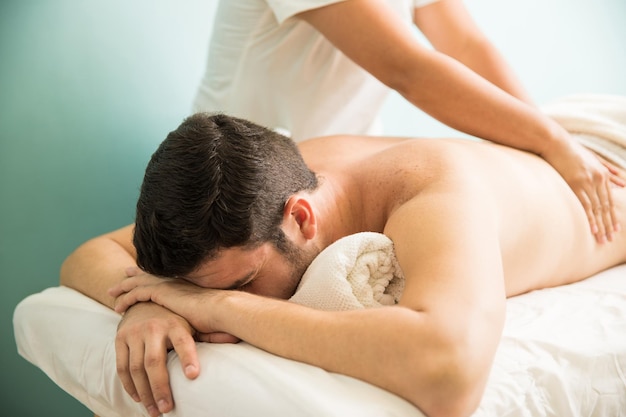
[14,286,425,417]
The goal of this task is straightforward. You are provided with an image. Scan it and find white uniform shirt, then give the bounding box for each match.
[194,0,439,141]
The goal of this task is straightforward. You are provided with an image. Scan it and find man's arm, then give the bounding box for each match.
[60,225,199,417]
[111,189,506,417]
[296,0,621,243]
[60,225,136,308]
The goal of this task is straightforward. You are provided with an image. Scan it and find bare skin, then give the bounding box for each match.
[63,135,626,417]
[297,0,624,241]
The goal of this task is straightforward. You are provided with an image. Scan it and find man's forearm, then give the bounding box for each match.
[113,279,494,416]
[207,291,495,417]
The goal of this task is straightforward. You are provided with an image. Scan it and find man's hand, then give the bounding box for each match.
[110,274,239,340]
[109,271,240,416]
[541,139,624,243]
[113,301,199,417]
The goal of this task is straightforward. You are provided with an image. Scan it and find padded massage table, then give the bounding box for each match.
[13,258,626,417]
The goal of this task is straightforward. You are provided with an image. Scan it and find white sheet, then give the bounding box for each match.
[14,263,626,417]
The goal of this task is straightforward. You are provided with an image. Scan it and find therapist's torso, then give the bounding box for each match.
[193,0,423,141]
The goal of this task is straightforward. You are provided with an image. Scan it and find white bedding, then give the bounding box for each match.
[13,263,626,417]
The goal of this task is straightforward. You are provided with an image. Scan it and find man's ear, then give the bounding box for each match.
[283,195,317,240]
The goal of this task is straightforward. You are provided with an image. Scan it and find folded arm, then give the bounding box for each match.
[111,187,507,417]
[111,277,495,417]
[60,224,137,308]
[60,225,198,417]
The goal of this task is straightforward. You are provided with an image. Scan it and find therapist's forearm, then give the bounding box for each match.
[397,51,568,155]
[451,37,534,105]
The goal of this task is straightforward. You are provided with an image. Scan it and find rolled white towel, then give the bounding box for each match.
[289,232,405,311]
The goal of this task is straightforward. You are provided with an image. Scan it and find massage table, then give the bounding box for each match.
[13,95,626,416]
[13,233,626,417]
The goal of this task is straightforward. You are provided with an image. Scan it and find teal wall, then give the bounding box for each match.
[1,1,624,416]
[1,1,216,415]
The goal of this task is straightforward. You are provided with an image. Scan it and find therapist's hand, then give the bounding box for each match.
[542,139,624,243]
[114,301,198,417]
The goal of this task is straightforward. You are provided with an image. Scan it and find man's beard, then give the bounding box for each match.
[280,238,321,299]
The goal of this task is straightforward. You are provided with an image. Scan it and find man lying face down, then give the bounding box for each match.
[62,113,626,417]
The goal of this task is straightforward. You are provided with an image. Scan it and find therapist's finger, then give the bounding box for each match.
[597,158,623,232]
[575,185,598,236]
[599,158,626,188]
[586,172,610,243]
[599,180,616,241]
[589,191,606,244]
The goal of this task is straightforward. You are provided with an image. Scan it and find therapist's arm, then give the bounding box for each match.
[298,0,552,152]
[413,0,533,104]
[297,0,621,243]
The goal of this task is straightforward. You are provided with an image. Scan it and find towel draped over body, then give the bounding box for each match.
[543,94,626,169]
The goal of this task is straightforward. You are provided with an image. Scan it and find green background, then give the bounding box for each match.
[2,1,624,416]
[1,1,216,415]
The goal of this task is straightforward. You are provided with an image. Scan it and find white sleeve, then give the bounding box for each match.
[267,0,349,24]
[413,0,440,8]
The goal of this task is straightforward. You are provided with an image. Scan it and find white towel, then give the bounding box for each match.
[542,94,626,169]
[289,232,405,310]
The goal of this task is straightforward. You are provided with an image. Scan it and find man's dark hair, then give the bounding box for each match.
[133,113,319,277]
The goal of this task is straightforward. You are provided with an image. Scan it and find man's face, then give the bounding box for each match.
[184,240,320,299]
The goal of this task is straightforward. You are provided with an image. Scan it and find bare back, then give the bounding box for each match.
[301,135,626,297]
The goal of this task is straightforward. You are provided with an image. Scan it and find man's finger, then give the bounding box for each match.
[114,338,140,403]
[170,328,201,379]
[128,342,160,417]
[144,337,174,415]
[125,266,142,277]
[113,288,152,313]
